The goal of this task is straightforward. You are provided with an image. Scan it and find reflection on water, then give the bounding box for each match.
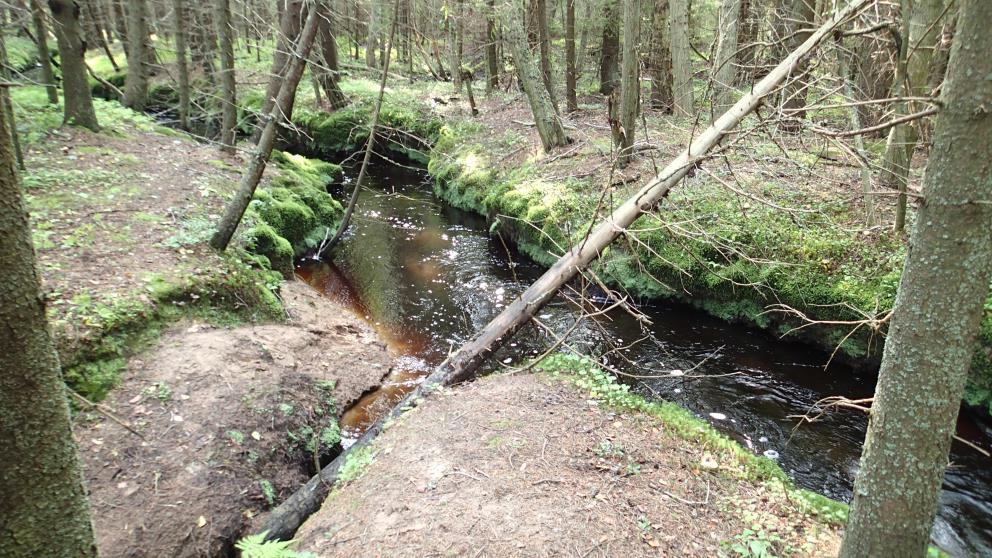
[297,161,991,557]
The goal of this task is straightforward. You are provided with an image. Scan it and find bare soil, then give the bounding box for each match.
[294,373,841,557]
[75,281,392,558]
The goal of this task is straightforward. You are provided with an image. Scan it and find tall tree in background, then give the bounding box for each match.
[123,0,151,110]
[315,2,348,109]
[486,0,499,92]
[669,0,692,115]
[448,1,462,92]
[711,0,742,112]
[216,0,237,152]
[256,0,305,140]
[840,0,992,554]
[599,0,620,94]
[777,0,815,131]
[499,0,569,152]
[211,4,322,252]
[366,0,378,67]
[49,0,99,130]
[535,0,556,106]
[0,93,98,558]
[613,0,639,165]
[649,0,673,112]
[884,0,945,232]
[30,0,58,104]
[173,0,191,130]
[565,0,577,111]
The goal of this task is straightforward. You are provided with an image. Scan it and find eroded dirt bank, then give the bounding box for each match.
[294,373,841,557]
[75,281,392,557]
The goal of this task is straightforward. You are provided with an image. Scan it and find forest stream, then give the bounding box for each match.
[296,162,992,557]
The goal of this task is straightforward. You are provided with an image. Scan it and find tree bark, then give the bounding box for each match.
[122,0,150,110]
[30,0,59,104]
[649,0,673,112]
[882,0,944,232]
[778,0,815,131]
[500,1,570,152]
[216,0,237,152]
[172,0,190,130]
[256,0,305,139]
[0,88,98,558]
[599,0,620,94]
[49,0,99,130]
[365,0,378,67]
[711,0,742,113]
[669,0,692,115]
[257,1,873,542]
[316,3,348,109]
[840,1,992,554]
[615,0,640,164]
[565,0,577,111]
[448,0,462,92]
[210,2,322,252]
[536,0,556,106]
[486,0,499,92]
[0,35,24,170]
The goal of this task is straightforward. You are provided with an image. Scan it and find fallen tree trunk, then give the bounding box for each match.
[259,0,873,541]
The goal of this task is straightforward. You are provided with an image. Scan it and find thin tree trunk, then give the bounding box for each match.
[257,2,873,542]
[0,89,98,558]
[31,0,59,104]
[500,1,570,151]
[840,1,992,554]
[210,3,322,252]
[365,0,377,67]
[648,0,672,111]
[448,2,462,92]
[486,0,499,92]
[318,0,398,257]
[576,0,591,77]
[565,0,577,111]
[711,0,742,113]
[81,0,118,70]
[49,0,99,130]
[778,0,816,131]
[536,0,556,106]
[122,0,150,110]
[0,36,23,170]
[256,0,305,140]
[615,0,639,164]
[316,2,348,109]
[216,0,237,152]
[599,0,620,94]
[735,0,758,84]
[882,0,944,232]
[669,0,692,115]
[173,0,190,130]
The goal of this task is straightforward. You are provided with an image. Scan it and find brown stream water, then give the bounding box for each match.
[297,161,992,557]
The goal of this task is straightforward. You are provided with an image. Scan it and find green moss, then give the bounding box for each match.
[57,254,285,401]
[338,446,375,485]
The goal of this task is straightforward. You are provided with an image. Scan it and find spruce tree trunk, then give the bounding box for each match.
[499,1,569,152]
[216,0,237,152]
[735,0,758,85]
[711,0,742,113]
[30,0,58,104]
[316,3,348,109]
[48,0,99,130]
[851,0,897,131]
[778,0,815,131]
[122,0,150,110]
[840,1,992,555]
[210,3,321,252]
[669,0,692,115]
[260,0,304,120]
[365,0,378,67]
[0,91,98,558]
[599,0,620,94]
[882,0,944,232]
[649,0,673,112]
[576,0,591,77]
[536,0,556,106]
[616,0,639,165]
[172,0,190,130]
[449,1,462,92]
[485,0,499,92]
[565,0,577,111]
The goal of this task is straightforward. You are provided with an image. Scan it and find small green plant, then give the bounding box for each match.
[337,446,375,484]
[234,532,314,558]
[594,439,625,458]
[259,479,276,506]
[227,430,245,445]
[143,381,172,403]
[724,528,783,558]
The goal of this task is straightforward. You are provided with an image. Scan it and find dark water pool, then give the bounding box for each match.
[296,161,991,557]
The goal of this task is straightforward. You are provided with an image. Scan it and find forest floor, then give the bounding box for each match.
[293,372,841,557]
[14,89,395,557]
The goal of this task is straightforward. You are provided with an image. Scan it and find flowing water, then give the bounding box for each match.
[296,162,992,556]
